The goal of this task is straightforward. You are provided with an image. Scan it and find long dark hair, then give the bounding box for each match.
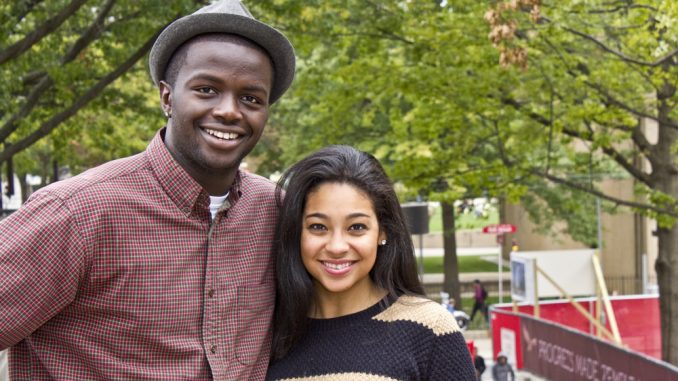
[271,145,424,360]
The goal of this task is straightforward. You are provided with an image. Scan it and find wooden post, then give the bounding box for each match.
[536,265,618,343]
[533,258,540,318]
[592,253,622,344]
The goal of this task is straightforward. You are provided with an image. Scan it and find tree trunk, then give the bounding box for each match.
[655,223,678,365]
[18,172,30,203]
[654,125,678,365]
[441,201,462,308]
[653,78,678,365]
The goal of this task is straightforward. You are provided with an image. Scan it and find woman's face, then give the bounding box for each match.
[300,182,385,300]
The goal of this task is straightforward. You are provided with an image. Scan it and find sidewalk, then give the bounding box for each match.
[464,330,546,381]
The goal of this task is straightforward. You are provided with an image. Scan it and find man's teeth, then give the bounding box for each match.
[323,262,352,270]
[206,129,238,140]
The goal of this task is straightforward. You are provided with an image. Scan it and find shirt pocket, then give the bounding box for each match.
[234,282,275,365]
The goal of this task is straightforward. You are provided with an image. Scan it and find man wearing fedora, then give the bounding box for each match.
[0,1,294,379]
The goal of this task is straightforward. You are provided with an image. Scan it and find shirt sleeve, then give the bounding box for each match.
[0,191,87,349]
[425,311,477,380]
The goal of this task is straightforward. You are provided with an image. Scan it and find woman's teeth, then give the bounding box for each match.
[323,262,352,270]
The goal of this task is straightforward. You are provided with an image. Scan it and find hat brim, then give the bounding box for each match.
[149,13,295,104]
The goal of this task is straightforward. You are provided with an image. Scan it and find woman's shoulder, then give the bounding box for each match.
[373,295,462,335]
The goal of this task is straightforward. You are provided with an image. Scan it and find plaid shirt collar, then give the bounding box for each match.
[146,128,242,218]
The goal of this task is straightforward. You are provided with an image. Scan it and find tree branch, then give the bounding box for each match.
[8,0,46,24]
[0,75,53,142]
[585,80,678,130]
[560,25,678,68]
[583,4,658,14]
[0,0,89,65]
[0,0,118,143]
[537,35,677,131]
[532,169,678,218]
[502,93,658,187]
[62,0,117,63]
[0,29,161,163]
[568,121,653,187]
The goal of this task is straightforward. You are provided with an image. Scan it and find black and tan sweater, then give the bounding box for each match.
[266,295,477,381]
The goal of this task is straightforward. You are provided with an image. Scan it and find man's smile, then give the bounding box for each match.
[204,127,240,141]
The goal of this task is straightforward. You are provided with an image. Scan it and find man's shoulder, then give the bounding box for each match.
[239,171,276,196]
[32,153,148,202]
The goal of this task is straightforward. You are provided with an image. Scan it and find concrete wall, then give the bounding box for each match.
[502,178,656,285]
[415,230,498,249]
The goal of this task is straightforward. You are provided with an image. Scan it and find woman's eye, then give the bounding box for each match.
[348,224,368,232]
[308,223,326,231]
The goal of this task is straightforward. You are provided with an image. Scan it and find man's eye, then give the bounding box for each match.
[196,87,215,94]
[242,95,261,104]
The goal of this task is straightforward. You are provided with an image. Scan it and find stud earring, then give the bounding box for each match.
[164,110,171,118]
[379,239,387,246]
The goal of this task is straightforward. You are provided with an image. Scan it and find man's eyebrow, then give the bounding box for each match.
[187,72,270,94]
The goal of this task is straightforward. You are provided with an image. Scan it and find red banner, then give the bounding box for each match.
[520,316,678,381]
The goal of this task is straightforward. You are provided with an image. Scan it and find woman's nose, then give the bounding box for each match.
[325,232,349,254]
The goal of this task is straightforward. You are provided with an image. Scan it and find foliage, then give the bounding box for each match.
[0,0,203,188]
[2,0,677,363]
[252,0,678,363]
[428,202,499,232]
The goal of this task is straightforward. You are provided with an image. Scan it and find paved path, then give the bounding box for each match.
[464,330,546,380]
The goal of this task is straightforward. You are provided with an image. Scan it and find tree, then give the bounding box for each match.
[485,0,678,364]
[0,0,203,196]
[253,0,678,364]
[250,0,534,309]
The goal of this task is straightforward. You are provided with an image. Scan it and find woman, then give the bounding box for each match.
[267,145,476,380]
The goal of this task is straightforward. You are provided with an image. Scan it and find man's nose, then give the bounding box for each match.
[213,94,242,122]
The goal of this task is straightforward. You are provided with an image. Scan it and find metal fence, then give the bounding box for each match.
[604,275,657,295]
[424,275,655,300]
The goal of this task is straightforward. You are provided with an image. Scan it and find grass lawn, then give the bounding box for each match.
[460,295,512,330]
[417,255,508,273]
[428,205,499,233]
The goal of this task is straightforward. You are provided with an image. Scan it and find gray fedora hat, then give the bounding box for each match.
[149,0,295,104]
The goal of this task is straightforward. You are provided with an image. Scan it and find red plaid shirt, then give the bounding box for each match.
[0,130,278,380]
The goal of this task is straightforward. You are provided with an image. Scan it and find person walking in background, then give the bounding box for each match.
[470,279,489,324]
[492,352,515,381]
[266,145,476,380]
[0,0,295,379]
[474,352,486,380]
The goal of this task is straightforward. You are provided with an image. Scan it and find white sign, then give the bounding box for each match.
[510,256,535,303]
[500,327,517,366]
[511,250,596,298]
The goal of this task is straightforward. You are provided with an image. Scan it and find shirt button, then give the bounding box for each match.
[208,289,215,298]
[210,345,217,354]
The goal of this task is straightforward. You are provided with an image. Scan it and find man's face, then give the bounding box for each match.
[159,37,273,190]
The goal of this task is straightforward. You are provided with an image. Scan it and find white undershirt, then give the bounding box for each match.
[209,193,229,220]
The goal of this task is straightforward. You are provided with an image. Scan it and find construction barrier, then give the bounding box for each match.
[490,295,678,381]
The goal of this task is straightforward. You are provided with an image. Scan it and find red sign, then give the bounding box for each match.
[520,315,678,381]
[482,224,517,234]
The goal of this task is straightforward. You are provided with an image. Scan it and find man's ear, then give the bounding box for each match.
[159,80,172,116]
